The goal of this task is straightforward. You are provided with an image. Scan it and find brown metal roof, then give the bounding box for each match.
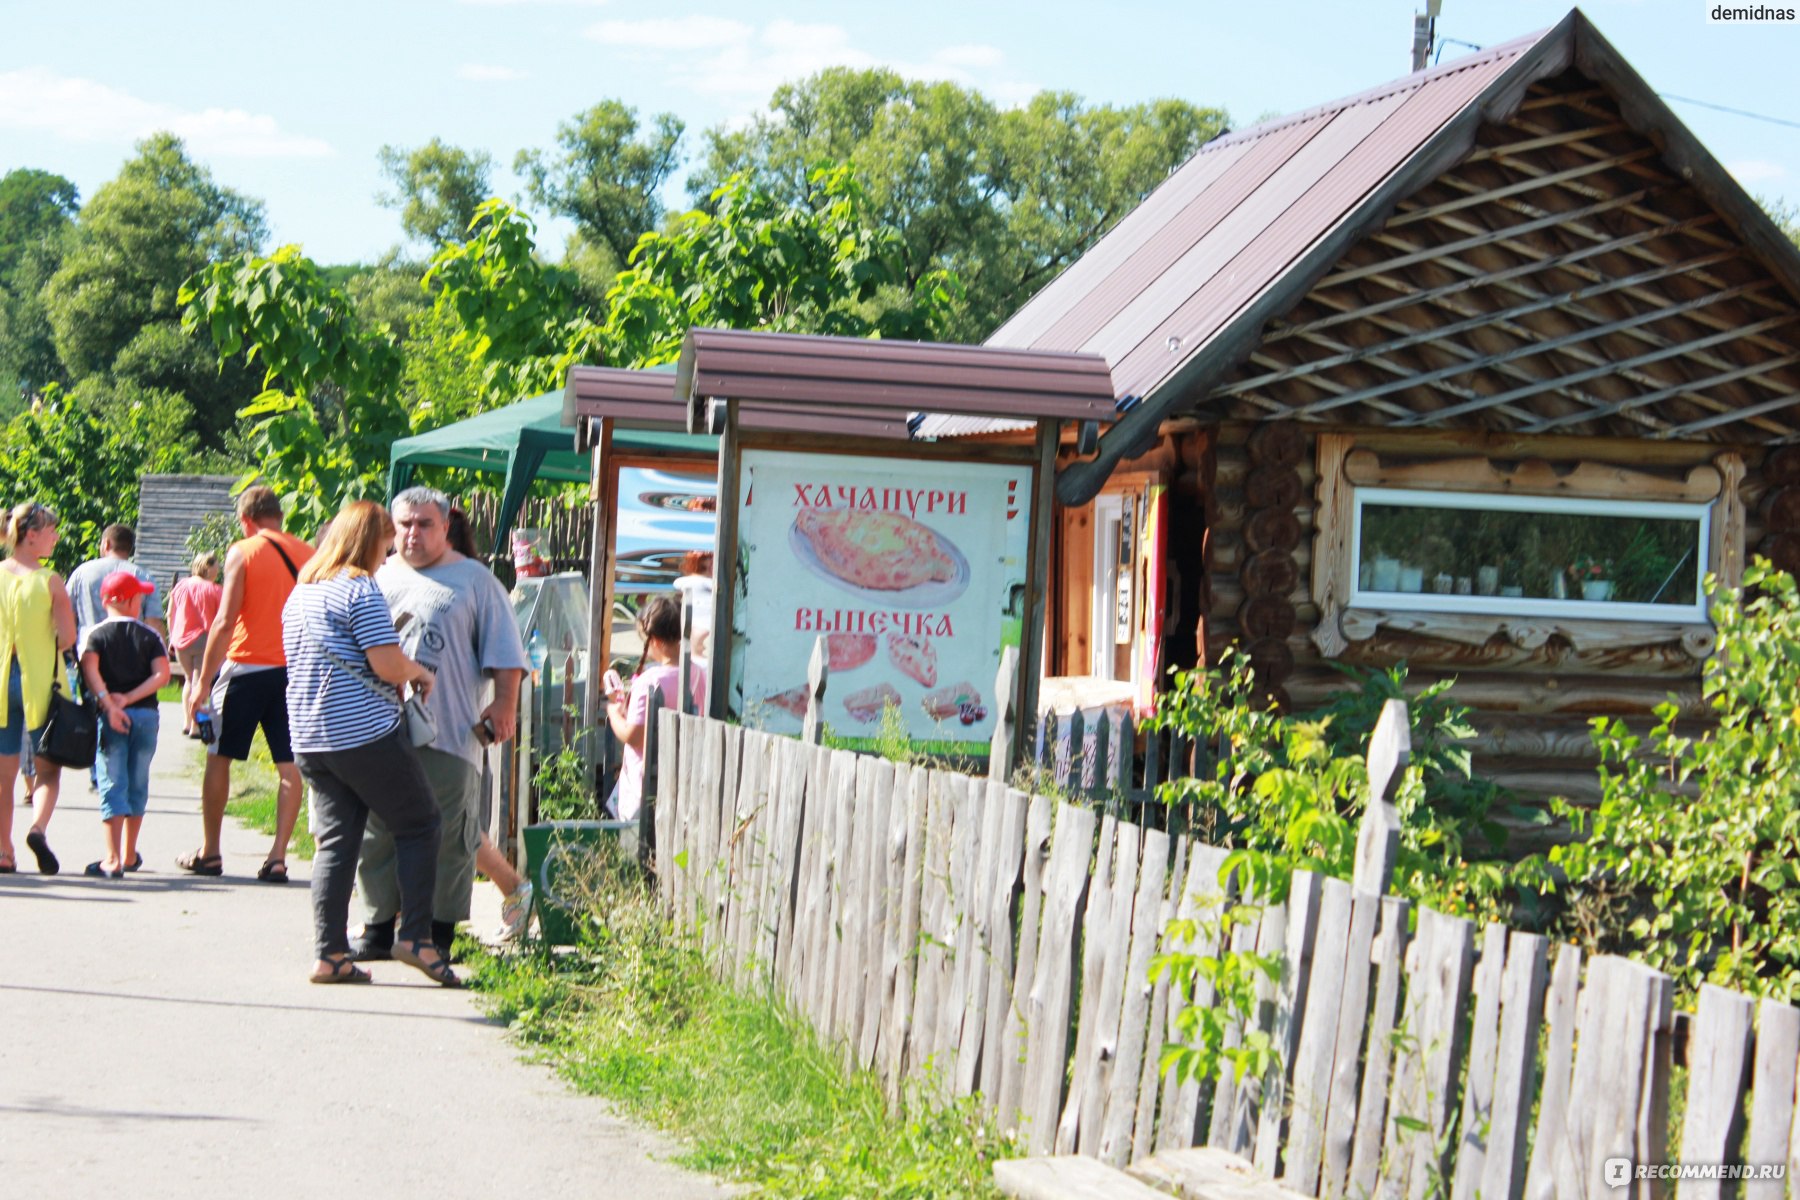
[675,327,1117,435]
[980,9,1800,502]
[564,363,916,448]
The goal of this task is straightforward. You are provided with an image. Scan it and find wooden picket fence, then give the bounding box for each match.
[650,708,1800,1199]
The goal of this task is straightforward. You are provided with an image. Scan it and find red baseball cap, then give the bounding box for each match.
[100,571,155,603]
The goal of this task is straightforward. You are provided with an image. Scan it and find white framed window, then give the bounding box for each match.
[1348,487,1710,624]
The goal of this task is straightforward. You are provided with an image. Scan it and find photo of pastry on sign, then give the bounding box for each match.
[788,509,970,609]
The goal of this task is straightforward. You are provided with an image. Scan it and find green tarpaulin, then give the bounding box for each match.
[387,391,713,552]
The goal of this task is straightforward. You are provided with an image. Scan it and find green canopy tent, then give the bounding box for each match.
[387,391,712,553]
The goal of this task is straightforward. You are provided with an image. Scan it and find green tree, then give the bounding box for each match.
[516,100,685,264]
[0,168,79,406]
[0,382,201,571]
[180,244,405,532]
[376,138,495,248]
[40,134,267,444]
[691,69,1225,338]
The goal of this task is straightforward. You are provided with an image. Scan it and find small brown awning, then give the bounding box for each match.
[673,328,1118,435]
[564,362,916,449]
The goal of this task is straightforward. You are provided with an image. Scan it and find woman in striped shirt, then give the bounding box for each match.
[282,501,456,987]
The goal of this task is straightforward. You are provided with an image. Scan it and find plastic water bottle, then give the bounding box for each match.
[195,707,216,745]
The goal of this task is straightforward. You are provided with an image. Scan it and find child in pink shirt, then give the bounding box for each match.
[606,595,704,821]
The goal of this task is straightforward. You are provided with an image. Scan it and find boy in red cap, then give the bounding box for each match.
[77,571,169,877]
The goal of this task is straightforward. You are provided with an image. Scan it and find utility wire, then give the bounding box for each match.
[1658,93,1800,132]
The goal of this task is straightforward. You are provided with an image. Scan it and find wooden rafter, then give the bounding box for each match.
[1656,374,1800,438]
[1365,221,1800,427]
[1385,148,1659,229]
[1227,253,1740,399]
[1287,283,1776,420]
[1269,223,1725,345]
[1523,354,1800,434]
[1463,121,1630,162]
[1390,313,1798,427]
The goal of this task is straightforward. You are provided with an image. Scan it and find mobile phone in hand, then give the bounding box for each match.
[473,716,498,745]
[603,669,624,700]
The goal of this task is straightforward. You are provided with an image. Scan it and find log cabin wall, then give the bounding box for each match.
[1194,420,1762,852]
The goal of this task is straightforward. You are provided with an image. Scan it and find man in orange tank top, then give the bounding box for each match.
[180,486,316,880]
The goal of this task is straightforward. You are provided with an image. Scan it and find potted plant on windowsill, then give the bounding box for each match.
[1570,556,1613,601]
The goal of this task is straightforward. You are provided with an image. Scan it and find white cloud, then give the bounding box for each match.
[0,67,332,158]
[1729,159,1787,186]
[584,16,1032,105]
[456,63,529,82]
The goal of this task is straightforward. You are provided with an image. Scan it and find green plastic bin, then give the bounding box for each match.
[521,820,635,944]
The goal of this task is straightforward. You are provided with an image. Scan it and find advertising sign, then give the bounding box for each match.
[729,448,1033,751]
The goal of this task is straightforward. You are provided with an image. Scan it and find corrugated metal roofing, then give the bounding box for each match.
[916,27,1547,440]
[675,327,1116,434]
[565,362,915,445]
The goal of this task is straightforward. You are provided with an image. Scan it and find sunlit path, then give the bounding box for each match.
[0,702,729,1200]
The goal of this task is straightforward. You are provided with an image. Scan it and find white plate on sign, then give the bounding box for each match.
[787,517,971,610]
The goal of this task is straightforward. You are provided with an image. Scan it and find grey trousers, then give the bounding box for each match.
[357,746,479,925]
[298,728,440,957]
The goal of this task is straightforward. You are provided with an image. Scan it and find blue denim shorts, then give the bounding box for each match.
[0,660,47,758]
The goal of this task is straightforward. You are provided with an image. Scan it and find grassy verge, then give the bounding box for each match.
[466,847,1010,1198]
[190,740,315,860]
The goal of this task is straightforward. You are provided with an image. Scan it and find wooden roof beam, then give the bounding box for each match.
[1518,87,1608,111]
[1272,220,1723,344]
[1314,187,1661,289]
[1389,312,1798,427]
[1658,379,1800,438]
[1240,348,1499,425]
[1428,162,1791,320]
[1226,252,1739,398]
[1465,121,1630,162]
[1293,285,1680,434]
[1385,148,1659,229]
[1371,217,1800,412]
[1287,281,1775,420]
[1524,353,1800,434]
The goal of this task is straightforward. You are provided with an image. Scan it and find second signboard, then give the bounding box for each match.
[728,448,1032,753]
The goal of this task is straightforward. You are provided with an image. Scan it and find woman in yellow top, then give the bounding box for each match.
[1,501,78,874]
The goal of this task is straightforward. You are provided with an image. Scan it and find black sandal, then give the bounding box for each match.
[392,938,461,988]
[0,857,16,874]
[310,955,373,985]
[256,860,289,884]
[176,849,223,876]
[25,829,57,875]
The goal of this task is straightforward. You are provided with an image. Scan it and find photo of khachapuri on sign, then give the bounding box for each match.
[732,449,1031,750]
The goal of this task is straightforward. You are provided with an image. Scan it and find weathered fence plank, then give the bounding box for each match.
[1278,872,1347,1191]
[1481,931,1548,1200]
[998,793,1056,1135]
[908,771,960,1079]
[1745,998,1800,1200]
[882,765,931,1100]
[1449,923,1509,1200]
[975,786,1031,1111]
[1099,826,1170,1166]
[1347,894,1411,1199]
[1132,834,1188,1163]
[1678,984,1755,1200]
[939,773,986,1092]
[1057,816,1122,1154]
[1523,943,1584,1200]
[1078,821,1142,1156]
[1019,802,1098,1155]
[1319,888,1382,1200]
[1160,843,1232,1154]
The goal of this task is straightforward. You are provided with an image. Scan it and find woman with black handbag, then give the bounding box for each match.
[0,501,78,874]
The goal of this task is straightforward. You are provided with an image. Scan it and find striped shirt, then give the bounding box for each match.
[281,571,402,753]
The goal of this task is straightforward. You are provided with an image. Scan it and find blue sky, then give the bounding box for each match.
[3,1,1795,265]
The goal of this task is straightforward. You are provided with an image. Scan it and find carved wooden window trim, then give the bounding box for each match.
[1311,433,1745,661]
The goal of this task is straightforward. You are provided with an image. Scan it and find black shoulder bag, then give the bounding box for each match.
[38,650,98,769]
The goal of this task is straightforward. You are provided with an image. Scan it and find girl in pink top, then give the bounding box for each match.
[606,594,704,822]
[167,553,222,737]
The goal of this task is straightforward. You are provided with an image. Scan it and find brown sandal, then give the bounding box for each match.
[310,955,372,985]
[392,938,461,988]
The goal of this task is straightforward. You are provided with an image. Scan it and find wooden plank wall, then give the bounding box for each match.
[1198,422,1761,848]
[653,710,1800,1197]
[136,474,238,595]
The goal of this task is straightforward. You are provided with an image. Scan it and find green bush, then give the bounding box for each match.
[1545,560,1800,1002]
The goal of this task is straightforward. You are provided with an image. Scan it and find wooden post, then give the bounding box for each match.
[707,402,741,722]
[678,595,695,716]
[1353,698,1410,895]
[1016,421,1057,768]
[582,422,612,726]
[801,634,829,745]
[989,645,1019,782]
[641,685,663,871]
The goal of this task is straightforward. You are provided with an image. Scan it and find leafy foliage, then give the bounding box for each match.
[516,100,686,265]
[376,138,495,249]
[0,382,201,571]
[1152,897,1282,1087]
[1546,560,1800,1001]
[179,244,405,533]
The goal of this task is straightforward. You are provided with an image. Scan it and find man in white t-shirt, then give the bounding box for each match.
[351,487,529,960]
